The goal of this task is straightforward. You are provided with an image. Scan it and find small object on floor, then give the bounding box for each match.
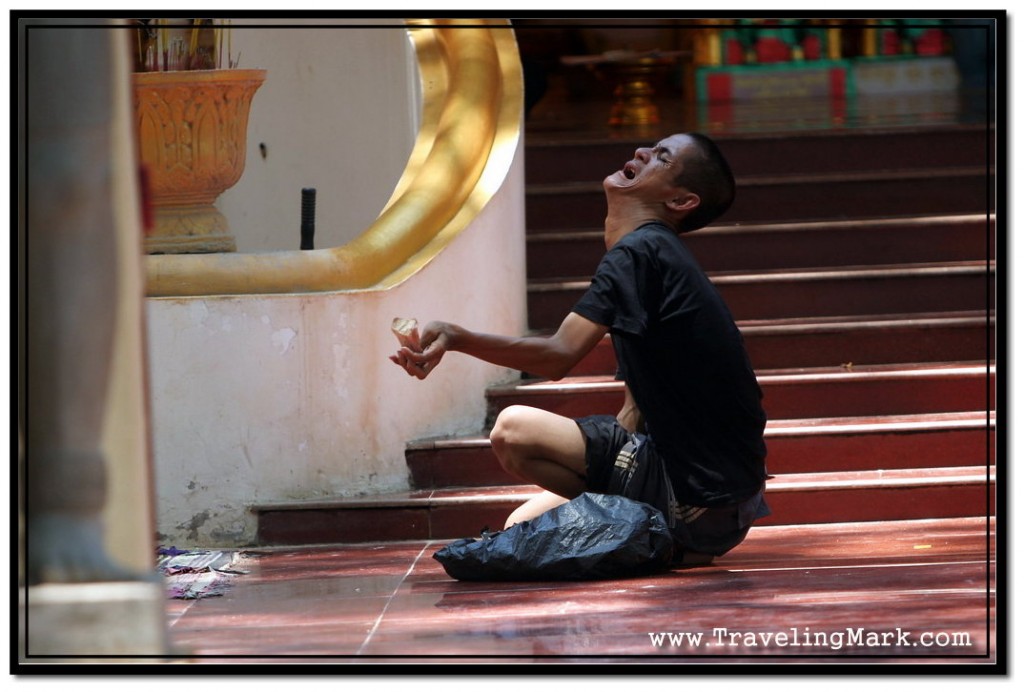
[157,548,246,600]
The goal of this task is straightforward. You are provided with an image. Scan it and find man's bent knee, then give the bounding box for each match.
[489,405,532,477]
[490,405,533,441]
[489,406,588,493]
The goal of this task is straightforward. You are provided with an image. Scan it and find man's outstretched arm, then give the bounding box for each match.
[391,312,608,381]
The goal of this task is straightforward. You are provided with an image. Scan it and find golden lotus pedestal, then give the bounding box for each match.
[562,52,682,128]
[606,56,678,127]
[132,69,266,254]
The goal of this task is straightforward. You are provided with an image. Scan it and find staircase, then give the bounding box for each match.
[253,120,996,547]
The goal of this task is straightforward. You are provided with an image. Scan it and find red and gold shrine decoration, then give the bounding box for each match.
[132,68,266,254]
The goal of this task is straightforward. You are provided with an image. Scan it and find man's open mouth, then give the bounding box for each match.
[622,162,637,180]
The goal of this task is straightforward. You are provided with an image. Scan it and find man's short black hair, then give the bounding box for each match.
[674,133,736,233]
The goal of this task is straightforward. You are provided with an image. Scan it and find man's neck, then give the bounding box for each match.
[603,209,664,249]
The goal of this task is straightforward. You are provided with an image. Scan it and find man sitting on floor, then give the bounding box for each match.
[391,133,770,565]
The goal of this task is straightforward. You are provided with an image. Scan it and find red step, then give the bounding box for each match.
[253,465,995,545]
[765,411,996,473]
[738,311,994,373]
[528,261,993,330]
[724,167,993,227]
[527,214,993,279]
[758,362,994,420]
[566,311,993,376]
[489,362,994,422]
[759,466,995,526]
[254,487,535,545]
[526,168,992,231]
[525,125,991,185]
[404,411,994,490]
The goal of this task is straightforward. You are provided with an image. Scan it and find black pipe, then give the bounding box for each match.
[300,188,316,250]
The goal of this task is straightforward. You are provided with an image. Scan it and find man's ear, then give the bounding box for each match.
[666,191,700,214]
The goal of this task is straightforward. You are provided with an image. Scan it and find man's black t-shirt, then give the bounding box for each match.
[572,222,768,507]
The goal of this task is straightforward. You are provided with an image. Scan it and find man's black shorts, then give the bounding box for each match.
[577,414,770,558]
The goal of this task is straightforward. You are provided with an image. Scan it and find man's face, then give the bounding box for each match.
[604,133,692,201]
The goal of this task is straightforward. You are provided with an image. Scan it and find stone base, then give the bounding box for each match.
[18,581,170,663]
[146,204,236,254]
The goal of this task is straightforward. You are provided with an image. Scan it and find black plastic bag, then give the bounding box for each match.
[433,492,675,581]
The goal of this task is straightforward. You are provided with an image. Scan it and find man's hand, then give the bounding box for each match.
[388,313,607,382]
[390,321,450,379]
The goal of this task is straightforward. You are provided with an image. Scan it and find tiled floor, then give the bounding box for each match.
[166,516,997,667]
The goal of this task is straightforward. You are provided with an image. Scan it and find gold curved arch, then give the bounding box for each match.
[145,19,523,297]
